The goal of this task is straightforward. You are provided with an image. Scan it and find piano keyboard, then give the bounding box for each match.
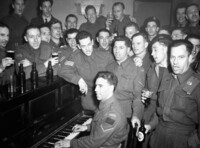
[65,118,92,140]
[31,112,93,148]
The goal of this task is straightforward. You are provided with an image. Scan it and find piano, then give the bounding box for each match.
[31,111,93,148]
[0,76,93,148]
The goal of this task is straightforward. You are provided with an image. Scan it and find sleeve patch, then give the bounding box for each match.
[101,116,116,132]
[64,60,74,66]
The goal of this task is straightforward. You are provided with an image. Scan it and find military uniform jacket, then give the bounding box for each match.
[71,95,129,148]
[1,13,28,50]
[106,57,145,118]
[15,43,47,79]
[30,15,60,27]
[154,68,200,140]
[143,63,169,123]
[58,49,114,110]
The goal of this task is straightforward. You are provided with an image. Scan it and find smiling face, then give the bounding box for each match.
[65,17,77,30]
[86,8,97,24]
[25,28,41,50]
[97,31,110,50]
[170,44,192,75]
[186,5,200,24]
[66,32,78,50]
[176,7,186,25]
[0,27,9,49]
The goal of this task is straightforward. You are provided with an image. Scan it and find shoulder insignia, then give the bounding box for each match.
[182,76,200,95]
[64,60,74,66]
[101,114,117,132]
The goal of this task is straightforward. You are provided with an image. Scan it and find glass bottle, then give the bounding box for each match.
[30,62,38,89]
[46,61,53,84]
[19,63,26,94]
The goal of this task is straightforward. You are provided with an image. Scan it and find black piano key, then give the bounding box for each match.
[47,137,60,143]
[57,131,70,137]
[42,142,55,148]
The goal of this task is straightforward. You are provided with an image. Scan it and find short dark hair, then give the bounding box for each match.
[186,34,200,41]
[0,22,9,31]
[170,40,193,55]
[97,28,111,37]
[65,14,78,22]
[39,23,50,30]
[112,2,125,10]
[125,22,140,31]
[144,16,160,28]
[171,26,187,35]
[85,5,96,15]
[186,3,199,12]
[132,32,149,42]
[151,34,172,48]
[39,0,53,7]
[76,31,92,44]
[64,28,79,39]
[174,2,187,23]
[25,25,40,36]
[96,71,118,90]
[159,25,171,35]
[12,0,26,4]
[50,19,62,29]
[113,36,131,48]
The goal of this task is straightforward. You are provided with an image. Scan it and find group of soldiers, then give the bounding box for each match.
[0,0,200,148]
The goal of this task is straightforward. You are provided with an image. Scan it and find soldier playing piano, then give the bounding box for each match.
[55,71,129,148]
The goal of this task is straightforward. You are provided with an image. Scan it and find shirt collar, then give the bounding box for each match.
[42,15,52,22]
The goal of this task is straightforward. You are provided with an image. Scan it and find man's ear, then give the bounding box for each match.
[77,44,81,50]
[24,36,28,42]
[96,37,99,43]
[145,42,149,49]
[188,54,193,64]
[40,6,42,11]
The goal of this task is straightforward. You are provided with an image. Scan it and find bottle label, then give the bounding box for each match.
[138,132,144,142]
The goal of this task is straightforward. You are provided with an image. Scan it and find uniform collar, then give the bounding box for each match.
[99,95,115,110]
[117,57,132,68]
[173,68,193,84]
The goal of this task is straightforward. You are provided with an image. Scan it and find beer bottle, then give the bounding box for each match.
[30,62,38,89]
[19,64,26,94]
[46,61,53,84]
[138,119,146,143]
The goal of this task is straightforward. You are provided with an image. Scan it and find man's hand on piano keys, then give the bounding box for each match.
[54,139,70,148]
[72,124,87,132]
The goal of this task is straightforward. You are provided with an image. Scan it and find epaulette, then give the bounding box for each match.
[182,76,200,95]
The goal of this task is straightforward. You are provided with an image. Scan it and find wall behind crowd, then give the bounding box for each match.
[0,0,200,28]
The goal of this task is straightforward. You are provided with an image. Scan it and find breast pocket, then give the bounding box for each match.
[120,74,132,91]
[171,90,193,112]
